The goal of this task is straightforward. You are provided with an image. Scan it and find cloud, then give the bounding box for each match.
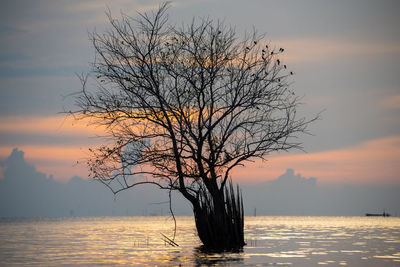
[0,115,106,137]
[0,114,128,181]
[1,123,398,185]
[0,65,85,78]
[0,146,90,182]
[0,114,109,181]
[0,75,81,116]
[242,168,400,216]
[0,148,191,217]
[269,168,317,189]
[1,149,399,217]
[0,24,27,35]
[277,38,400,64]
[0,52,30,63]
[233,136,400,185]
[0,165,5,179]
[380,94,400,109]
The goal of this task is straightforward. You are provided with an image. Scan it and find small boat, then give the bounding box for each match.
[365,210,391,217]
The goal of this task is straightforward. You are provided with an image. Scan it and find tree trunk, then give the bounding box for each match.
[193,182,245,251]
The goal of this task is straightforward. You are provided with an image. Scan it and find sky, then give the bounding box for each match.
[2,148,399,217]
[0,0,399,188]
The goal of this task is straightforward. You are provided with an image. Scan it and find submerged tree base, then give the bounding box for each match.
[193,183,245,252]
[196,245,244,254]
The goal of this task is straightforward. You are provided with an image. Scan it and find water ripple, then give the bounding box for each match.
[0,216,399,266]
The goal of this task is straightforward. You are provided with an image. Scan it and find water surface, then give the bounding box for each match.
[0,216,399,266]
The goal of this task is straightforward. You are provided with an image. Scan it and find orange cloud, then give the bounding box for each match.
[1,112,399,186]
[2,136,399,185]
[0,115,108,181]
[0,145,90,182]
[232,136,400,185]
[380,94,400,110]
[0,115,106,137]
[275,38,400,64]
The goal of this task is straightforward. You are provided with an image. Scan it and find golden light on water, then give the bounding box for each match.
[1,216,399,266]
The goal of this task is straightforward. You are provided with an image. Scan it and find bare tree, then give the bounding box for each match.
[73,3,316,251]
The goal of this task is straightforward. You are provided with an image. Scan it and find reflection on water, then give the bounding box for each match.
[0,216,399,266]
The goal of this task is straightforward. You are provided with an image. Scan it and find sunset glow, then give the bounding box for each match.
[233,136,400,185]
[0,0,399,196]
[1,133,399,185]
[0,115,107,136]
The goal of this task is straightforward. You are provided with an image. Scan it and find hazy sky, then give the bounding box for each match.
[2,148,399,217]
[0,0,399,185]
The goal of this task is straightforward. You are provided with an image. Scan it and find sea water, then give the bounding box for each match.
[0,216,399,266]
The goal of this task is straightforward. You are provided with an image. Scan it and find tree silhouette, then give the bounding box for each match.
[73,3,316,251]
